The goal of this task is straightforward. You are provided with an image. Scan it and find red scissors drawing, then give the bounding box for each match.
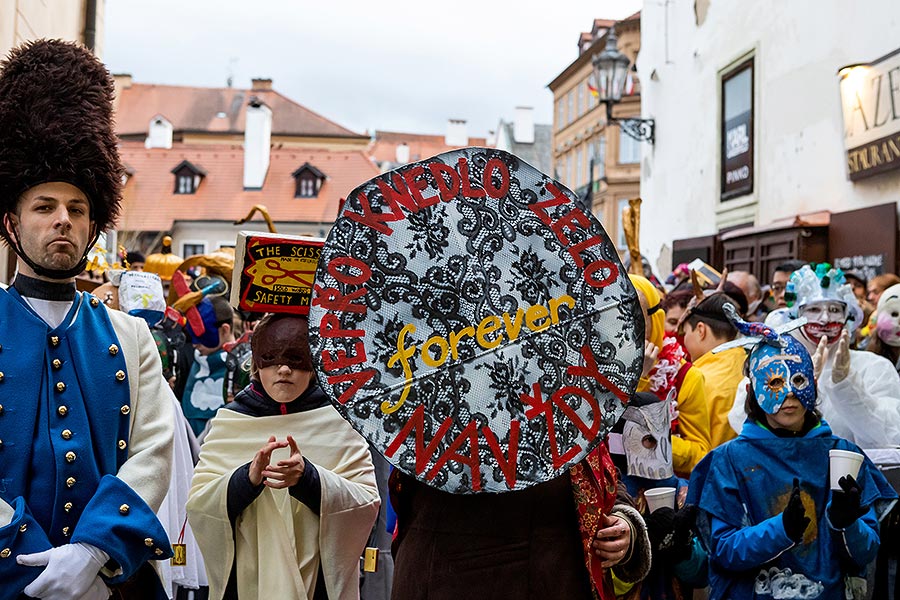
[258,259,316,287]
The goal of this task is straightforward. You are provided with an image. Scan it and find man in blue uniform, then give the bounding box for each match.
[0,40,175,600]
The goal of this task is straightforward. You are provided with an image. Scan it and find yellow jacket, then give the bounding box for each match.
[693,346,746,449]
[637,363,710,478]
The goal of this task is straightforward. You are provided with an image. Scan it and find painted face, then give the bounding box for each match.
[876,294,900,348]
[798,300,847,346]
[748,335,816,414]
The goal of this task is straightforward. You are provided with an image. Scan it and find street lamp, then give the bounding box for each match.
[592,26,655,144]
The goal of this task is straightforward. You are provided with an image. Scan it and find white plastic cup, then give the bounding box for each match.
[644,487,677,513]
[829,449,864,490]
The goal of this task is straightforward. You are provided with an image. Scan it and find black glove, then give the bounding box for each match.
[645,506,676,556]
[672,504,698,556]
[782,478,810,544]
[829,475,866,529]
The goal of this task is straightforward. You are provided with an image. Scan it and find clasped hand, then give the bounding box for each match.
[591,513,632,568]
[249,435,305,488]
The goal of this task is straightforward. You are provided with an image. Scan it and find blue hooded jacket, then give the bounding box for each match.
[687,419,896,599]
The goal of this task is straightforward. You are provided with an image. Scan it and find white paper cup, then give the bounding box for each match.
[829,449,864,490]
[644,487,677,513]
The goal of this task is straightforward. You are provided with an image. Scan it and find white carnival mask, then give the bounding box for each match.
[876,284,900,348]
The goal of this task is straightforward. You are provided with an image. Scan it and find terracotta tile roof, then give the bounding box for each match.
[369,130,489,167]
[115,83,366,139]
[117,141,380,231]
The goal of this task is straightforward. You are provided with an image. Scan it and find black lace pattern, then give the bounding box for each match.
[311,148,642,493]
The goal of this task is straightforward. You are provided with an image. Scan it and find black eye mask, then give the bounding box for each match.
[251,315,313,371]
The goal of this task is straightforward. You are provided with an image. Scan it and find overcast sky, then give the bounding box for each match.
[104,0,642,137]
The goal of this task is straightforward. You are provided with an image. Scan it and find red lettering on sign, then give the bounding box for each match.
[483,158,510,199]
[376,173,419,214]
[322,340,367,371]
[550,208,591,246]
[403,165,440,209]
[320,313,364,338]
[313,285,367,313]
[328,256,372,286]
[551,386,601,438]
[528,182,570,225]
[566,236,604,268]
[428,162,461,202]
[583,260,619,289]
[482,422,519,489]
[385,404,454,473]
[345,189,402,235]
[521,382,581,468]
[326,368,376,404]
[569,345,631,404]
[458,158,486,199]
[427,420,482,491]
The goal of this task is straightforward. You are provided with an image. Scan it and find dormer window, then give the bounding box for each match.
[171,160,206,195]
[291,163,326,198]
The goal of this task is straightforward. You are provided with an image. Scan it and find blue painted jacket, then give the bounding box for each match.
[687,419,896,599]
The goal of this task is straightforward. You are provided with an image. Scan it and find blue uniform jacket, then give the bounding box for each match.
[687,419,896,599]
[0,289,171,599]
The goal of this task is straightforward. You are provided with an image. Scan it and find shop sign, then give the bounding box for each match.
[839,47,900,181]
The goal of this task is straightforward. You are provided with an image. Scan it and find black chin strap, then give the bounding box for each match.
[7,220,99,281]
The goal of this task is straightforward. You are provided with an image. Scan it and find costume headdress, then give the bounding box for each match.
[0,39,123,278]
[785,264,863,333]
[714,303,816,414]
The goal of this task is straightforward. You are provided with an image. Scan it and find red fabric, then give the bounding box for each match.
[650,335,691,434]
[570,443,618,600]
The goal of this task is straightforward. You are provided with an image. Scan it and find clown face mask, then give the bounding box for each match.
[748,335,816,414]
[876,293,900,348]
[798,300,847,346]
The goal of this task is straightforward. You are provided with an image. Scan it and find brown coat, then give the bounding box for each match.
[390,471,650,600]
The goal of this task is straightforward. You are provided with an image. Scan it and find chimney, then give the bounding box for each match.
[251,78,273,91]
[243,98,272,190]
[445,119,468,146]
[513,106,535,144]
[145,115,173,149]
[113,73,133,89]
[395,142,410,164]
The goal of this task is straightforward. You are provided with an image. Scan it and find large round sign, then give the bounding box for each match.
[310,148,642,493]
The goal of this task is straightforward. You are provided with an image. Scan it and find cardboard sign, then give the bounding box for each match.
[231,231,324,314]
[310,148,643,494]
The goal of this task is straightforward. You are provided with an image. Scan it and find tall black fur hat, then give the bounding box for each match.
[0,39,122,242]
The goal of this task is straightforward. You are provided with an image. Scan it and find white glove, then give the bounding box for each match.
[811,335,829,381]
[76,576,111,600]
[18,542,108,600]
[832,329,851,384]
